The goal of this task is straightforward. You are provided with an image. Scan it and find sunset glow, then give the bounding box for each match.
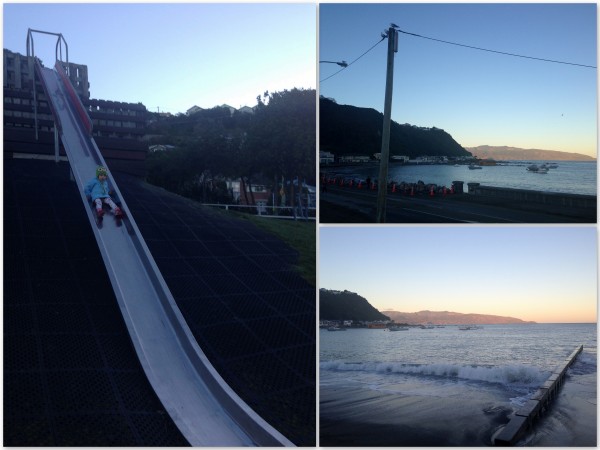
[319,227,597,324]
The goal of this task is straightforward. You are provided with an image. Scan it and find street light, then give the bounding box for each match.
[319,60,348,68]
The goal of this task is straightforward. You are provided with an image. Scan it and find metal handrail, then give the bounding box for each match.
[26,29,69,141]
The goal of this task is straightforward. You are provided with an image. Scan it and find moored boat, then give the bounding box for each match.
[386,325,409,331]
[526,164,549,173]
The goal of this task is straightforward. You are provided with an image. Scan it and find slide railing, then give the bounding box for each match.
[35,59,294,447]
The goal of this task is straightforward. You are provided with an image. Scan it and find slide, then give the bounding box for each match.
[35,59,294,447]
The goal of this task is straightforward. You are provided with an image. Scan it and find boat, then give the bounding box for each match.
[526,164,549,174]
[468,164,482,170]
[459,325,483,330]
[419,324,435,329]
[386,325,409,331]
[327,326,346,331]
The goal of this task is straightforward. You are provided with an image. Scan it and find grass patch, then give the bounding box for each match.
[233,214,316,286]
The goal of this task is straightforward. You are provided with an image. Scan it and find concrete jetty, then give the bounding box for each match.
[493,345,583,446]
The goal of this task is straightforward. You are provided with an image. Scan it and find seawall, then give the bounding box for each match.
[493,345,583,446]
[467,184,596,209]
[466,184,596,220]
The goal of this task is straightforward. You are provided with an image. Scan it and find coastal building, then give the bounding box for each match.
[374,153,410,163]
[339,155,371,163]
[320,150,335,165]
[408,155,448,164]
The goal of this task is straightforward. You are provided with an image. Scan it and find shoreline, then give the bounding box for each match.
[320,368,597,447]
[319,160,597,199]
[320,159,597,169]
[320,384,511,446]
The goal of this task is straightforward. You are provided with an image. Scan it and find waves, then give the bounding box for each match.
[320,360,549,388]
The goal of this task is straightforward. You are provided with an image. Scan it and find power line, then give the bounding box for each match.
[320,26,595,84]
[396,28,597,69]
[320,36,386,83]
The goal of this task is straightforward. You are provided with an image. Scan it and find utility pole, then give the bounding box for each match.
[376,26,398,223]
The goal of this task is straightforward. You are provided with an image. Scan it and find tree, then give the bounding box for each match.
[245,88,316,182]
[145,89,316,209]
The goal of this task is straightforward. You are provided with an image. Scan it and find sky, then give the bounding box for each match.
[319,226,597,324]
[319,3,597,157]
[3,3,316,114]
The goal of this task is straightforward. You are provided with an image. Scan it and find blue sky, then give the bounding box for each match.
[319,226,597,323]
[319,3,597,157]
[3,3,316,114]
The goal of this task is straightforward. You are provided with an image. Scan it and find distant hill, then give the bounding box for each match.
[320,289,390,322]
[467,145,595,161]
[320,97,471,159]
[384,310,535,325]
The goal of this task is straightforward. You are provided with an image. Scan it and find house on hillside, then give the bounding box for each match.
[227,179,270,212]
[186,105,203,116]
[238,106,255,115]
[219,104,236,116]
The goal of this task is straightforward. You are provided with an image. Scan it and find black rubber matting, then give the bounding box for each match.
[114,171,316,446]
[4,159,189,446]
[4,158,316,446]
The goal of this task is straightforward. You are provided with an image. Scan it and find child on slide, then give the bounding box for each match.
[85,166,123,219]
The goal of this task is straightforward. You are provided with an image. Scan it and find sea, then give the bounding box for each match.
[321,161,597,197]
[319,323,597,446]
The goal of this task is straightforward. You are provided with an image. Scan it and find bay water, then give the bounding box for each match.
[320,323,597,446]
[322,161,597,196]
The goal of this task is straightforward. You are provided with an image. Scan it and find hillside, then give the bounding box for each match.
[320,289,390,322]
[384,310,535,325]
[467,145,595,161]
[320,97,471,159]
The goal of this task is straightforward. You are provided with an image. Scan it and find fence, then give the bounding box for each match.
[202,203,316,220]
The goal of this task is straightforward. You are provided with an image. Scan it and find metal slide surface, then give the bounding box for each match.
[36,60,294,447]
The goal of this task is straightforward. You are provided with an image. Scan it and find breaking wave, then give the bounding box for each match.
[320,360,549,387]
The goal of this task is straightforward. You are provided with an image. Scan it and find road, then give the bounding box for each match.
[320,185,594,223]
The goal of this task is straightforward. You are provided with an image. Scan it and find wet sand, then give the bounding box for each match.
[320,371,597,447]
[319,384,512,446]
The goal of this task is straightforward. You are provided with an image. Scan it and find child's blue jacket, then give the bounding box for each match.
[85,177,111,201]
